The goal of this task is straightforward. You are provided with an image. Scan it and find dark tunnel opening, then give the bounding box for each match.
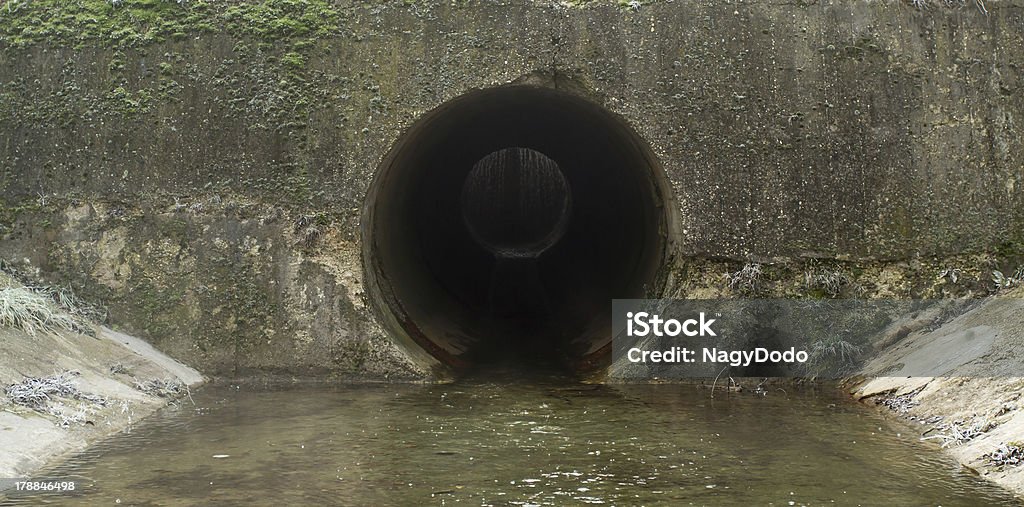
[363,85,672,375]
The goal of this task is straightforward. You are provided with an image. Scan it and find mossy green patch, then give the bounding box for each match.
[0,0,339,49]
[221,0,339,43]
[105,85,152,114]
[0,198,41,233]
[280,51,305,69]
[0,0,216,48]
[3,0,344,137]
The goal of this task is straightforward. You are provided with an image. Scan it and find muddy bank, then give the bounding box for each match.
[0,273,202,482]
[853,286,1024,496]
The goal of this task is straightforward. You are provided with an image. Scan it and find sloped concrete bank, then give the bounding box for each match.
[0,273,203,483]
[852,286,1024,496]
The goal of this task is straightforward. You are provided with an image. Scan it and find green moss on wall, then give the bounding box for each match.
[221,0,339,42]
[0,0,341,49]
[0,0,216,48]
[0,198,41,234]
[1,0,349,153]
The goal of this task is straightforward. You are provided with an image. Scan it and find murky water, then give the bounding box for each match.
[3,376,1018,506]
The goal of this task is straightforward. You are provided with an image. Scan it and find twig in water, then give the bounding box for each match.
[711,365,728,399]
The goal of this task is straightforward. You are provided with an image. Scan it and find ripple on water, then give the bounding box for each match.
[0,381,1019,506]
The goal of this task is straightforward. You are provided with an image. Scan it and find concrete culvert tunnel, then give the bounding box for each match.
[363,85,672,375]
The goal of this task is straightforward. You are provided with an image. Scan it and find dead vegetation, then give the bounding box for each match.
[293,213,328,249]
[0,287,85,336]
[3,372,192,427]
[26,283,108,325]
[0,260,107,335]
[909,0,989,15]
[879,389,921,414]
[805,335,863,377]
[134,378,187,398]
[3,371,108,427]
[921,418,997,448]
[992,267,1024,291]
[803,267,852,298]
[985,443,1024,469]
[727,263,762,295]
[873,389,998,448]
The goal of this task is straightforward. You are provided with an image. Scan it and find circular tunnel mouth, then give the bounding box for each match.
[364,85,671,375]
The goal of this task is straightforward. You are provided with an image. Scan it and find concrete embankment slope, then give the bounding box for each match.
[854,287,1024,496]
[0,274,203,481]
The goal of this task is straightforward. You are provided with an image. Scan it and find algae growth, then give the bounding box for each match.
[0,0,339,49]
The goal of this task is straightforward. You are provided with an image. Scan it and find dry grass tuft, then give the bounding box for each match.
[727,263,763,295]
[0,287,84,336]
[27,284,109,324]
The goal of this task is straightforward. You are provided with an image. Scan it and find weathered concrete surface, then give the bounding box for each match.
[853,286,1024,497]
[0,274,203,480]
[1,1,1023,375]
